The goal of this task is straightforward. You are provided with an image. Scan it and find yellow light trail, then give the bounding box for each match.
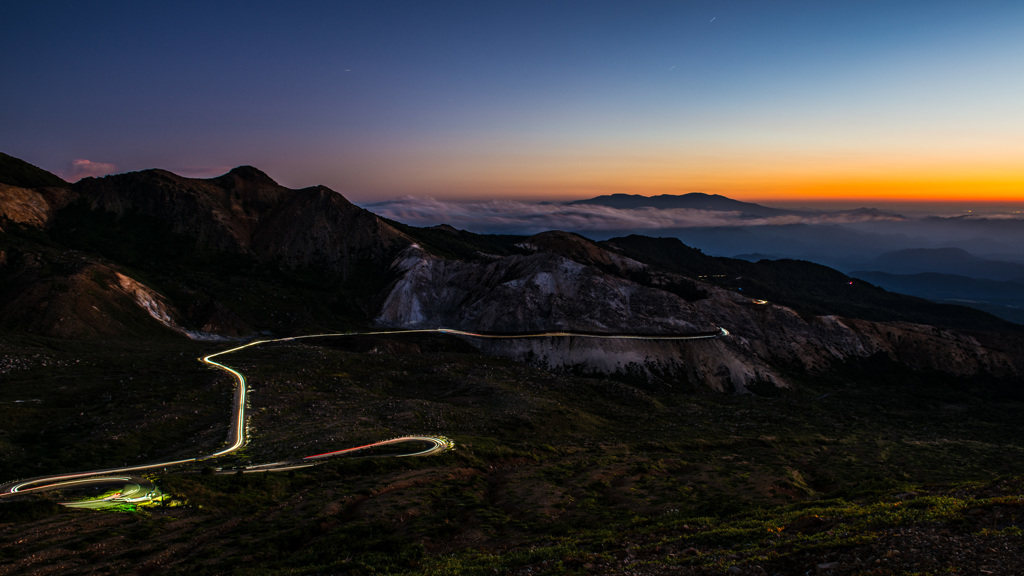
[200,339,270,458]
[1,326,725,497]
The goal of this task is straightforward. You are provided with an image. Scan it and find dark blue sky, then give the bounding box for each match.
[3,1,1022,203]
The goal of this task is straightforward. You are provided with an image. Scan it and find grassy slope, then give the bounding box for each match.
[0,334,233,479]
[3,334,1024,574]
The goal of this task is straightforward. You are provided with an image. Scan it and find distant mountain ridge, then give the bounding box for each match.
[850,270,1024,325]
[865,247,1024,282]
[567,192,804,218]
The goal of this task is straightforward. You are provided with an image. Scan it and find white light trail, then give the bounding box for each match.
[2,326,726,497]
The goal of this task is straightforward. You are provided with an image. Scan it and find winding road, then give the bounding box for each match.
[0,326,727,506]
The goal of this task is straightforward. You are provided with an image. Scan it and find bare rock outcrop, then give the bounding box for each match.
[377,244,785,391]
[377,241,1024,392]
[0,183,73,228]
[378,244,709,334]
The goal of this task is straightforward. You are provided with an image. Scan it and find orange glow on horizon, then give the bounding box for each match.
[385,150,1024,203]
[407,172,1024,204]
[342,136,1023,206]
[361,140,1023,204]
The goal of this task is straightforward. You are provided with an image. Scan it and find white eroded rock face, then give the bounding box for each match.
[114,273,229,341]
[376,245,1024,392]
[115,273,176,327]
[378,245,709,333]
[473,336,781,394]
[0,184,53,227]
[377,246,785,391]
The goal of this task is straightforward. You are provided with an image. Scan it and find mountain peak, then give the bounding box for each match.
[662,192,725,200]
[218,165,278,186]
[567,192,801,218]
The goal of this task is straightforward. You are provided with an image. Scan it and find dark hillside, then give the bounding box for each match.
[850,270,1024,324]
[386,219,527,261]
[867,247,1024,280]
[0,153,67,189]
[604,235,1022,333]
[0,158,418,336]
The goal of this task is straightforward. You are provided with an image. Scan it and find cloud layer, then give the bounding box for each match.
[364,197,906,236]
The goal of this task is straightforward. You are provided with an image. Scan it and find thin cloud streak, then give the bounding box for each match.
[364,197,906,235]
[62,159,118,181]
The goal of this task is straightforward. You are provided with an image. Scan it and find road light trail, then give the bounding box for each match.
[303,435,452,460]
[0,326,726,499]
[3,459,196,494]
[8,476,159,510]
[200,340,270,458]
[235,463,317,474]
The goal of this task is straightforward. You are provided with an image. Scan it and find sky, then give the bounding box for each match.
[2,0,1023,206]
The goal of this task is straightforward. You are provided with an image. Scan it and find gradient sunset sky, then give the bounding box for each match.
[3,1,1022,205]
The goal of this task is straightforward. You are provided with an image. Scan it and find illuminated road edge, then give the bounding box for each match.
[0,326,726,501]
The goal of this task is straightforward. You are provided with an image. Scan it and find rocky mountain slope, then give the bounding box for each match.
[1,155,415,338]
[376,231,1023,392]
[2,153,1022,393]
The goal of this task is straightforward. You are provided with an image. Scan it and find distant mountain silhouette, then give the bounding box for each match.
[567,193,803,218]
[866,248,1024,281]
[850,270,1024,325]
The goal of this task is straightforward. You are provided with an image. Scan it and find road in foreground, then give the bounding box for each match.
[0,327,726,504]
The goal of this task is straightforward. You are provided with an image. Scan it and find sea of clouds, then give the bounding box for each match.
[364,197,905,236]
